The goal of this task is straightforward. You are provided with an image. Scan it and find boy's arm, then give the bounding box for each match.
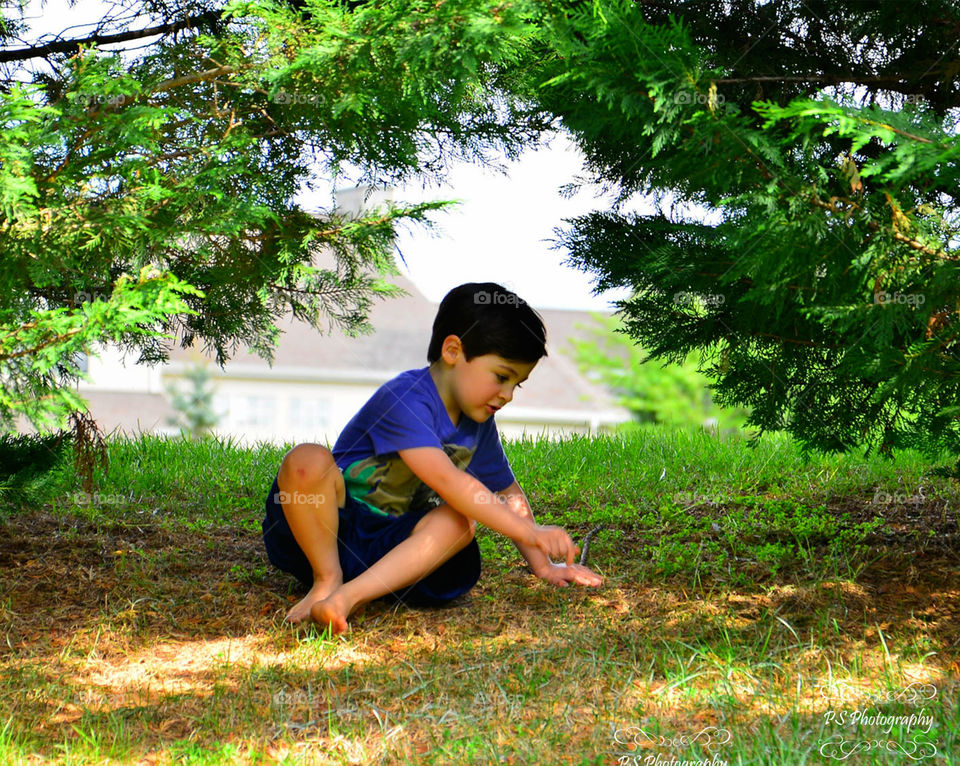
[398,446,579,565]
[495,480,551,575]
[498,480,604,587]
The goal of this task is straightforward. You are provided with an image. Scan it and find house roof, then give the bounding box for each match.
[168,273,629,417]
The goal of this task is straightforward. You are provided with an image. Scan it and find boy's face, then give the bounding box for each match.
[457,353,536,423]
[438,337,536,424]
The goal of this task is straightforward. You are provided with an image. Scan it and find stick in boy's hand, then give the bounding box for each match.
[525,522,603,588]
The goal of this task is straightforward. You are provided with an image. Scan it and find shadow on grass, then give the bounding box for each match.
[1,509,959,764]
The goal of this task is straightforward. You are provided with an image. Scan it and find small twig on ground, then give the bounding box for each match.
[579,525,603,566]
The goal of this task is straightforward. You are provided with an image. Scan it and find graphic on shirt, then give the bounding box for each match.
[344,443,475,517]
[333,366,515,518]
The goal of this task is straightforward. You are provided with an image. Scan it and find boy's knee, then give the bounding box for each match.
[446,506,475,543]
[280,443,342,493]
[417,505,475,545]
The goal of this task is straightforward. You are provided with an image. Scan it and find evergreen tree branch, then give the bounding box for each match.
[0,10,224,64]
[809,194,953,261]
[82,63,240,116]
[0,328,84,361]
[714,72,949,89]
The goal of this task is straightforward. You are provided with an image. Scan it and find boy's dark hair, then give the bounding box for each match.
[427,283,548,364]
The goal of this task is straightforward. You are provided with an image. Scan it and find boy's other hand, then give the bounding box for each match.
[535,562,604,588]
[529,524,579,566]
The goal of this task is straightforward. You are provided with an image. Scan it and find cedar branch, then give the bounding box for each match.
[809,194,954,260]
[0,10,224,64]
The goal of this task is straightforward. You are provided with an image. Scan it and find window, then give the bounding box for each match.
[233,395,276,427]
[289,397,330,429]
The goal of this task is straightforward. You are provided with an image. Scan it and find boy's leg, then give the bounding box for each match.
[275,443,346,623]
[311,504,476,633]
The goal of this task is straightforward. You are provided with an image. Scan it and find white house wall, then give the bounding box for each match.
[159,366,623,446]
[163,369,381,447]
[77,344,163,394]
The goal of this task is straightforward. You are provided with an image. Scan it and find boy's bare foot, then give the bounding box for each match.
[285,578,341,624]
[310,592,350,635]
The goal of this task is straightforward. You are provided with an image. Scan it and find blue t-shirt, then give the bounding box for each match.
[332,366,516,517]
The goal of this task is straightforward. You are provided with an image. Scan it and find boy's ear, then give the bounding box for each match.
[440,335,463,363]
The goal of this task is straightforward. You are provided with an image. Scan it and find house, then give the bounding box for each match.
[75,273,631,444]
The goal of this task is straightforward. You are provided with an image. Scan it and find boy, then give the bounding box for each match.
[262,282,603,633]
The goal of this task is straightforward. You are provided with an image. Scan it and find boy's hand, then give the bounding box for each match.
[529,524,579,566]
[535,562,604,588]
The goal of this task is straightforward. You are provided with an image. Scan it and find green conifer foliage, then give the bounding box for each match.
[0,0,550,431]
[531,0,960,458]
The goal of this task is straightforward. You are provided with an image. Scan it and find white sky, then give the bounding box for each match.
[352,135,634,312]
[14,0,636,312]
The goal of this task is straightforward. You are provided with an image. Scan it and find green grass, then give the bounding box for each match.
[11,425,958,527]
[505,426,957,517]
[1,427,958,764]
